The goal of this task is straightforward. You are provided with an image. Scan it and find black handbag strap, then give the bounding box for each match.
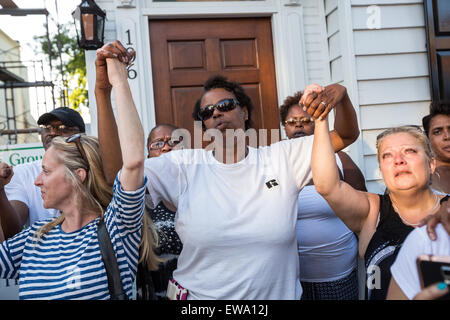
[97,218,128,300]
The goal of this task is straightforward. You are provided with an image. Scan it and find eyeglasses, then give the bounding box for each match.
[284,117,313,126]
[198,98,239,121]
[149,137,183,150]
[65,133,90,172]
[39,124,77,134]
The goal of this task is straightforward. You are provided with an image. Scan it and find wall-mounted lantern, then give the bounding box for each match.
[72,0,106,50]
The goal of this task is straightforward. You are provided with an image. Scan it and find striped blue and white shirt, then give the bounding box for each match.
[0,174,146,300]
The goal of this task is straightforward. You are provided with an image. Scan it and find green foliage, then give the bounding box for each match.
[34,24,87,111]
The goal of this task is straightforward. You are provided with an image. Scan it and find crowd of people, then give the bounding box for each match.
[0,40,448,300]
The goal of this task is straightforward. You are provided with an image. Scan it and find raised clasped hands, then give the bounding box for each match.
[299,83,347,121]
[95,40,136,90]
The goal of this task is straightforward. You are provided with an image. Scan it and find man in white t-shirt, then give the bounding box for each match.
[0,107,85,238]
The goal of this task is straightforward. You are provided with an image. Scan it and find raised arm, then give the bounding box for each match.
[106,58,144,191]
[311,116,371,234]
[95,41,135,185]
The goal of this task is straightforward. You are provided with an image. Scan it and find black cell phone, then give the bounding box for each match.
[417,255,450,300]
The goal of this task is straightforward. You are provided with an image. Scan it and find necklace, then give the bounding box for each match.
[390,193,440,227]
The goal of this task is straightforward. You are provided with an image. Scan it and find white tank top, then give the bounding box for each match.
[297,154,358,282]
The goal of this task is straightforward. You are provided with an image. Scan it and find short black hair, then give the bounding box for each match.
[422,101,450,137]
[279,91,303,125]
[146,123,179,152]
[192,75,253,130]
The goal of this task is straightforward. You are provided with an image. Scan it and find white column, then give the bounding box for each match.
[272,0,308,107]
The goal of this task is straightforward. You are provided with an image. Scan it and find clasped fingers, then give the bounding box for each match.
[304,92,335,120]
[96,40,135,66]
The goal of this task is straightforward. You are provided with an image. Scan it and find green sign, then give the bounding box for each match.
[0,143,44,166]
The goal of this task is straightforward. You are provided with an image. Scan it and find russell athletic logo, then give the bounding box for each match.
[265,179,279,189]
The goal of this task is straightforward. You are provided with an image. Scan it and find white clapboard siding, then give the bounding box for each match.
[325,0,431,193]
[303,0,331,86]
[326,8,340,36]
[360,101,430,133]
[362,128,385,155]
[99,0,117,42]
[354,28,427,55]
[327,32,341,62]
[356,53,429,80]
[325,0,341,85]
[364,154,382,180]
[358,77,430,105]
[325,0,338,14]
[352,3,425,29]
[366,180,387,194]
[330,56,344,83]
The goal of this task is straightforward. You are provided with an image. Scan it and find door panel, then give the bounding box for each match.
[149,17,280,144]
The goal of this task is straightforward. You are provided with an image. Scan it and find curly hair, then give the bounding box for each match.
[422,101,450,137]
[279,91,303,125]
[192,75,254,130]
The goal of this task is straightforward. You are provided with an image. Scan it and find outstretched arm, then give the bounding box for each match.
[311,116,371,234]
[106,58,144,191]
[95,41,135,185]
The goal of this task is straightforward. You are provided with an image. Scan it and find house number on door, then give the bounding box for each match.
[125,29,137,80]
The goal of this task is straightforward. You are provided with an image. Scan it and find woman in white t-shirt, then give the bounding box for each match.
[94,41,360,300]
[145,76,360,300]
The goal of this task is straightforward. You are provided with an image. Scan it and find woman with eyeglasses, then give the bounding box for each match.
[0,58,160,300]
[279,90,366,300]
[136,124,183,300]
[143,76,360,300]
[311,115,449,299]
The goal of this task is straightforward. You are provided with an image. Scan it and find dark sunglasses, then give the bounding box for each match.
[198,98,239,121]
[65,133,90,172]
[149,137,183,150]
[285,117,313,126]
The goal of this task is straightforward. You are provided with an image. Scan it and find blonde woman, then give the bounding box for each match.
[0,58,159,300]
[311,118,447,300]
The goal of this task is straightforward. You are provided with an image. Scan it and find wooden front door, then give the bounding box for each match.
[148,17,280,142]
[424,0,450,101]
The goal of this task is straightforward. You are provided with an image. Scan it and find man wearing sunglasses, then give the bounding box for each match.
[0,107,85,239]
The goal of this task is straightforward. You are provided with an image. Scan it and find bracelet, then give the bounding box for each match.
[440,195,449,205]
